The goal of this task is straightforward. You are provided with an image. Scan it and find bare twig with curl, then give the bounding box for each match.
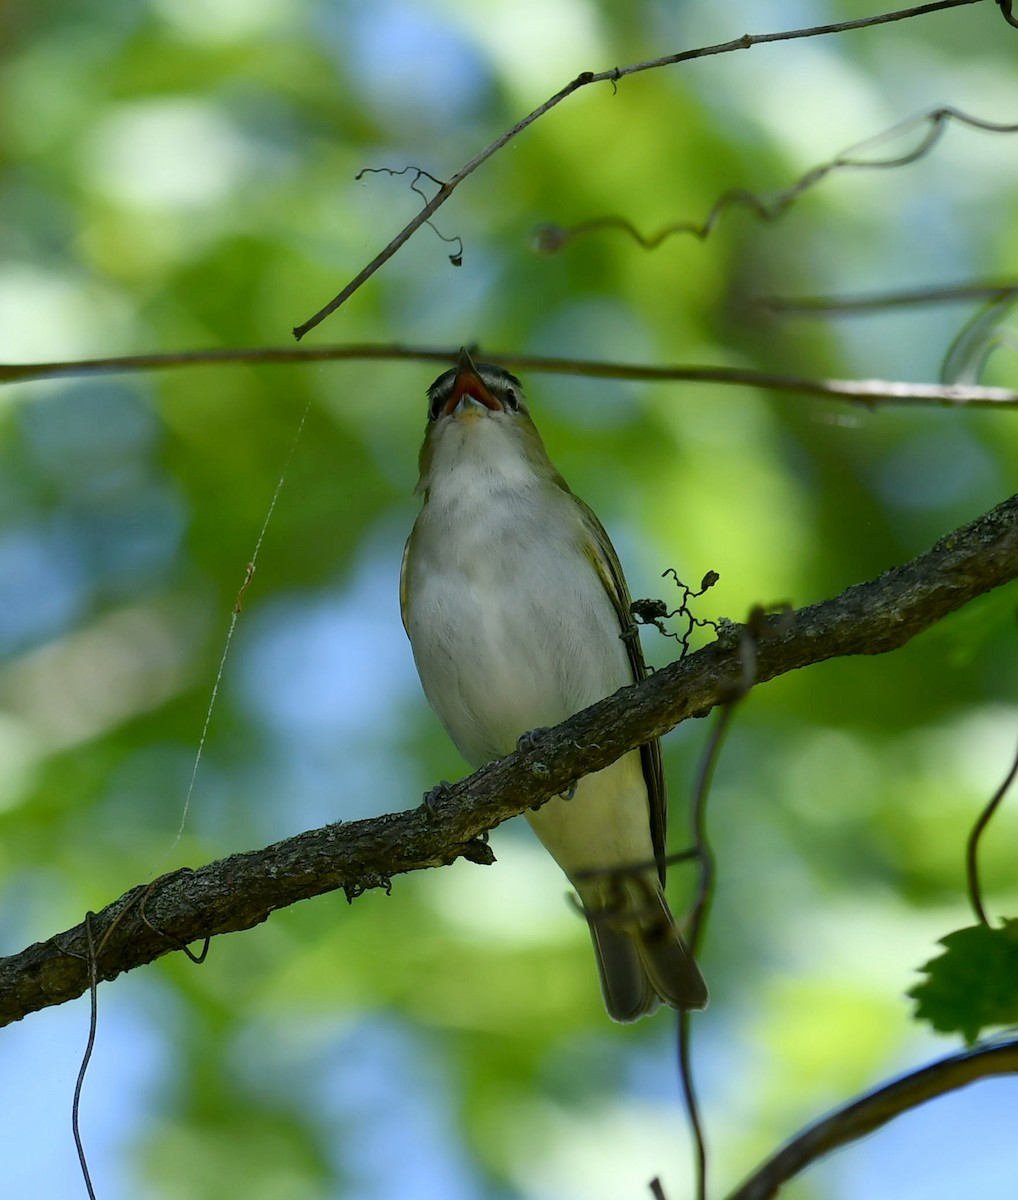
[356,166,464,265]
[290,0,989,340]
[965,733,1018,924]
[535,107,1018,256]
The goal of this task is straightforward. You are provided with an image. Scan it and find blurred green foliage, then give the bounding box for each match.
[1,1,1017,1197]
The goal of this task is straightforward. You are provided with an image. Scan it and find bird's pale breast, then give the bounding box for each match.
[406,479,632,768]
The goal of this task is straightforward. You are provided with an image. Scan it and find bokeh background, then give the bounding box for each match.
[1,1,1017,1196]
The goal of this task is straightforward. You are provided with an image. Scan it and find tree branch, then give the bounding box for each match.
[2,345,1016,407]
[1,492,1016,1028]
[726,1035,1018,1199]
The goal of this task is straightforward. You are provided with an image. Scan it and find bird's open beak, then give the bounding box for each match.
[443,348,501,417]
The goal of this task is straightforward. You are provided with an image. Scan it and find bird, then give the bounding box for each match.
[400,349,708,1021]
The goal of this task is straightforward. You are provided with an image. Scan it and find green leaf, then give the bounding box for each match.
[910,919,1018,1044]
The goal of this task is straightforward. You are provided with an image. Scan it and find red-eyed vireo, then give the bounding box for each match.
[401,350,708,1021]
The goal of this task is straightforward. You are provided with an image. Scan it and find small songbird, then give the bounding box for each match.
[400,349,708,1021]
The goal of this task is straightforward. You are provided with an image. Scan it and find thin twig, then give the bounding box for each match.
[71,914,98,1200]
[537,108,1018,256]
[754,280,1018,317]
[687,706,737,961]
[679,1011,708,1200]
[3,345,1016,407]
[940,291,1018,384]
[0,342,456,383]
[965,733,1018,924]
[725,1036,1018,1199]
[290,0,985,339]
[677,711,727,1200]
[138,870,211,963]
[678,620,759,1200]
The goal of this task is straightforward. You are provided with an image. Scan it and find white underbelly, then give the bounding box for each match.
[404,475,655,879]
[527,751,654,879]
[406,518,631,766]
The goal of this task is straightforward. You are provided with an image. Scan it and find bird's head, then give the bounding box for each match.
[416,349,554,490]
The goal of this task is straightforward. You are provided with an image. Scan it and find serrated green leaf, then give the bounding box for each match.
[909,919,1018,1044]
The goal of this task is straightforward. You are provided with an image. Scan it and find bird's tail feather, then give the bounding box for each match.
[583,879,708,1023]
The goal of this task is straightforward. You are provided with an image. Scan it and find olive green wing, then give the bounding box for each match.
[398,532,413,635]
[575,496,668,884]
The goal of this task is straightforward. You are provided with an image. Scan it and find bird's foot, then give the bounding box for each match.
[516,726,552,754]
[422,780,452,813]
[558,782,577,801]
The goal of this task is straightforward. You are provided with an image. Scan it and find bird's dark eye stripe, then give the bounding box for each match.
[427,384,451,420]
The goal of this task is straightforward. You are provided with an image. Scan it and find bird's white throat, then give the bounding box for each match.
[420,413,540,504]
